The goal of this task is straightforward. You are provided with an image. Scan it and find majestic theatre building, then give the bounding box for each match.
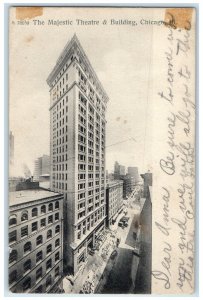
[47,34,109,275]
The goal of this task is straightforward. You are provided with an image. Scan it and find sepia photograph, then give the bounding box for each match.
[8,6,195,295]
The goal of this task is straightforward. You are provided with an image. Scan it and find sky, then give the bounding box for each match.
[9,7,153,176]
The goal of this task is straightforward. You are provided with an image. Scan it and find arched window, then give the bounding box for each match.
[48,203,53,212]
[46,259,52,271]
[36,235,43,246]
[24,241,32,254]
[21,211,28,222]
[32,208,38,217]
[55,238,60,247]
[9,249,17,264]
[36,250,43,263]
[55,201,59,209]
[41,205,46,214]
[46,274,52,288]
[55,225,60,234]
[55,266,60,278]
[9,215,17,226]
[46,244,52,254]
[55,251,60,262]
[22,277,31,291]
[47,230,52,239]
[36,267,43,281]
[9,270,17,285]
[23,259,31,273]
[35,285,43,293]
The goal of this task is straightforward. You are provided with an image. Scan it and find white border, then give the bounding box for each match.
[1,1,201,300]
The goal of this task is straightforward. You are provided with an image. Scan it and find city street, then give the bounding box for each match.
[95,188,142,294]
[63,187,142,294]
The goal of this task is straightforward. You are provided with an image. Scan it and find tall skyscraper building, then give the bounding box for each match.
[47,34,108,275]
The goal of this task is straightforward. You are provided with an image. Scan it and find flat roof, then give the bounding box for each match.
[107,180,123,188]
[9,189,62,207]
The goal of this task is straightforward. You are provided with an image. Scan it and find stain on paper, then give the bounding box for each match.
[25,35,34,43]
[16,7,43,20]
[164,8,193,30]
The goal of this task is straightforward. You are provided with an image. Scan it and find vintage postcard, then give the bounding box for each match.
[8,6,196,295]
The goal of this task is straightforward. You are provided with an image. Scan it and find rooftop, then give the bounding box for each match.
[47,34,109,102]
[9,189,62,207]
[107,180,123,188]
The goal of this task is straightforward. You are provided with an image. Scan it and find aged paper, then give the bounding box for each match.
[8,6,195,295]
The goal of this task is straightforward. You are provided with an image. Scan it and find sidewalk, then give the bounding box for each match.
[63,230,117,294]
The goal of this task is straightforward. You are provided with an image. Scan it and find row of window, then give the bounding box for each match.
[9,239,60,284]
[78,78,106,114]
[10,248,60,285]
[9,202,60,227]
[9,215,60,244]
[78,112,105,129]
[77,207,105,238]
[10,265,60,292]
[9,226,60,265]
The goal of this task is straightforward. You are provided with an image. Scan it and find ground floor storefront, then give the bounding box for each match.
[70,220,106,275]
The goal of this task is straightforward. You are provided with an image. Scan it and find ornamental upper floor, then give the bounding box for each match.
[47,34,109,108]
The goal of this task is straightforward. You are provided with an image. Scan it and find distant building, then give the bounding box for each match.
[140,173,152,198]
[114,161,126,179]
[119,165,125,176]
[9,177,39,192]
[128,167,139,182]
[8,189,64,293]
[106,171,114,183]
[33,155,50,182]
[9,131,14,166]
[114,161,120,180]
[106,181,123,226]
[122,174,136,198]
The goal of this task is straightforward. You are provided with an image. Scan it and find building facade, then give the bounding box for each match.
[106,181,123,226]
[8,189,64,293]
[47,34,109,275]
[33,155,50,182]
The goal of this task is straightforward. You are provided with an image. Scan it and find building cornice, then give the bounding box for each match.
[46,34,109,103]
[9,194,64,211]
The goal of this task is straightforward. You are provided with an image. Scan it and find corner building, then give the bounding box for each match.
[8,189,64,293]
[47,35,109,275]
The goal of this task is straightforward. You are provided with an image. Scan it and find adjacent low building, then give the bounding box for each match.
[8,189,64,293]
[106,181,123,226]
[134,177,152,294]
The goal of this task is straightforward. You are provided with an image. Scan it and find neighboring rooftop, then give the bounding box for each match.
[9,189,62,207]
[107,180,124,188]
